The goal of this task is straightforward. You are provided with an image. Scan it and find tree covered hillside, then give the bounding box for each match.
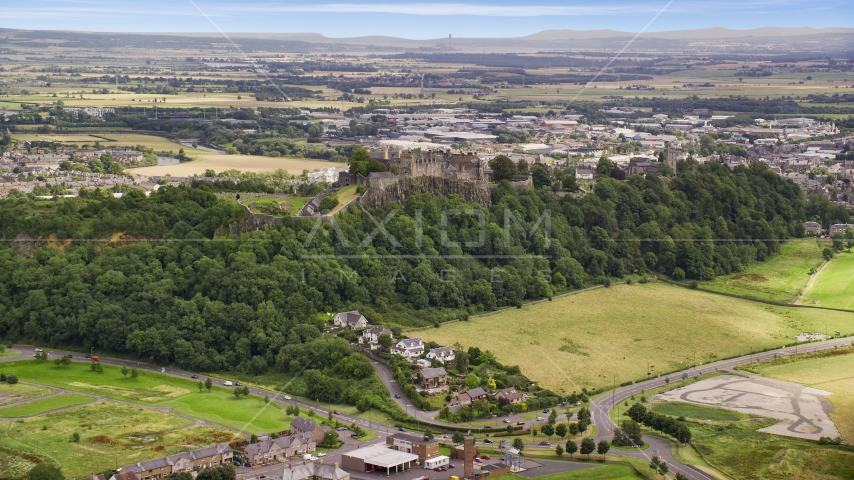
[0,162,811,384]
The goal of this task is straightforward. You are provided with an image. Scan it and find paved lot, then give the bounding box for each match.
[655,374,840,440]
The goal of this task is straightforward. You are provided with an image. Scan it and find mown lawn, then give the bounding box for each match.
[419,283,854,393]
[492,463,642,479]
[801,252,854,310]
[0,394,93,418]
[702,239,825,303]
[0,360,291,433]
[651,402,745,422]
[0,403,238,478]
[0,349,20,358]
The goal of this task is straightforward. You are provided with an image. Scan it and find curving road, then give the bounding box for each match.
[4,336,852,480]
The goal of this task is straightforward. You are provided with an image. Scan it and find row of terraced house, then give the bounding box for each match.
[114,444,233,480]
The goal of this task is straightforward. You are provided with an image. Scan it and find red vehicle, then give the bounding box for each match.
[474,458,483,464]
[481,455,490,460]
[333,410,340,415]
[91,356,99,361]
[516,421,525,426]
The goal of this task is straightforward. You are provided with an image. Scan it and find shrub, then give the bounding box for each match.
[6,374,17,384]
[71,432,80,442]
[672,268,686,281]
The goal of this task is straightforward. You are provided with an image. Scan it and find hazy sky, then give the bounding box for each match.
[2,0,851,38]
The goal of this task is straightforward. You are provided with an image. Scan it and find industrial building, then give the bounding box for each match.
[341,444,420,475]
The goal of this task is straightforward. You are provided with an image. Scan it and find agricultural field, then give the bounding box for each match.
[0,383,52,407]
[419,283,854,393]
[800,252,854,310]
[702,240,826,303]
[0,403,238,478]
[0,360,291,433]
[10,132,345,176]
[0,394,93,418]
[740,349,854,441]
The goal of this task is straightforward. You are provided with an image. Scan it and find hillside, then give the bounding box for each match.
[419,282,854,393]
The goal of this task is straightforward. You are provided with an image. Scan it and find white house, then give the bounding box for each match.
[333,311,368,330]
[391,338,425,358]
[359,326,393,349]
[425,347,455,364]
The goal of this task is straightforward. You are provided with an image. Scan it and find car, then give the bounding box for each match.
[260,476,267,479]
[34,348,42,352]
[448,464,455,469]
[502,419,510,423]
[542,409,549,413]
[433,468,442,472]
[395,394,401,398]
[483,439,494,444]
[536,417,545,421]
[85,354,91,358]
[539,441,550,446]
[338,427,348,431]
[317,453,327,457]
[474,458,483,463]
[333,410,340,415]
[284,395,292,400]
[516,421,525,426]
[481,455,490,460]
[234,382,241,386]
[191,374,198,379]
[399,427,407,432]
[67,355,72,358]
[441,466,448,471]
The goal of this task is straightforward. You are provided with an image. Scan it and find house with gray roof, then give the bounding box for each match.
[333,310,368,330]
[244,432,317,466]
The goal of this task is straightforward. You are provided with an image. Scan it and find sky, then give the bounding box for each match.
[1,0,852,39]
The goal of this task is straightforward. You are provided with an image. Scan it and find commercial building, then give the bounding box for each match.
[386,432,439,462]
[341,444,420,475]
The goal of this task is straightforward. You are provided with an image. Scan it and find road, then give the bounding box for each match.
[5,336,852,480]
[588,336,854,480]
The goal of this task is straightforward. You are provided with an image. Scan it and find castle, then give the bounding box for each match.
[338,149,489,189]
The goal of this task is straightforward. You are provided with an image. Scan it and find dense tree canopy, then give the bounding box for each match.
[0,161,820,408]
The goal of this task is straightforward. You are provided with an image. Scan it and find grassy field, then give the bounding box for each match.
[0,360,291,433]
[651,402,745,422]
[690,417,854,480]
[11,132,344,176]
[0,394,93,418]
[740,349,854,441]
[0,383,52,407]
[0,349,19,359]
[418,283,854,393]
[326,185,360,215]
[702,240,826,303]
[0,403,238,478]
[801,252,854,310]
[492,464,643,480]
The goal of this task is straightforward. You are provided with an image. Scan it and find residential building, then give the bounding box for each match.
[418,367,448,390]
[425,347,455,365]
[291,416,325,441]
[360,326,393,349]
[803,221,822,235]
[829,224,854,236]
[333,310,369,330]
[494,387,523,405]
[386,432,439,462]
[466,388,488,401]
[575,168,594,180]
[243,432,317,466]
[390,338,425,358]
[281,461,351,480]
[118,444,233,479]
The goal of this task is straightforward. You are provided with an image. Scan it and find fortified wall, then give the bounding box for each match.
[338,149,492,208]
